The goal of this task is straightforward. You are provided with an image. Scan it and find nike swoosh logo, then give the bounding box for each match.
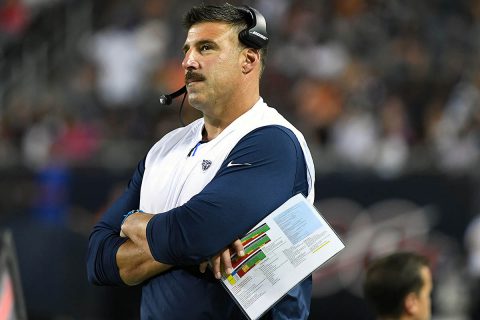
[227,161,252,167]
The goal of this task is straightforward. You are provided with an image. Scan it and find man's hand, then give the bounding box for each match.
[120,211,155,256]
[117,211,173,285]
[199,239,245,279]
[123,213,246,280]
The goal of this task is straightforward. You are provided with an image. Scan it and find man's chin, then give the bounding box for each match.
[187,94,206,110]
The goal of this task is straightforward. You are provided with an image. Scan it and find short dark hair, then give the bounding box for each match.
[183,3,268,74]
[363,252,430,318]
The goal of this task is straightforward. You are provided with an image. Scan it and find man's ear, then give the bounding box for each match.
[241,48,260,74]
[404,292,419,316]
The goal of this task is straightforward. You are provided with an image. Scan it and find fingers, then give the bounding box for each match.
[221,248,233,276]
[212,254,222,279]
[231,239,245,257]
[204,240,246,280]
[199,261,208,274]
[212,248,233,280]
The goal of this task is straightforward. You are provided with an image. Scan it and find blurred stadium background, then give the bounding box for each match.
[1,0,480,319]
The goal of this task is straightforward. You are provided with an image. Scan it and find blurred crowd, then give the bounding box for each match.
[1,0,480,177]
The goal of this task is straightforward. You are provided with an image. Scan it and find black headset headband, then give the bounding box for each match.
[237,5,269,49]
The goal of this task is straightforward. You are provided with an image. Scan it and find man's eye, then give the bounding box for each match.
[200,44,211,51]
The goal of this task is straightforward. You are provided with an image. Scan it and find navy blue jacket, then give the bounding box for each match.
[87,125,311,319]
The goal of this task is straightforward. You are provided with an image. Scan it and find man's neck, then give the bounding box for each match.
[202,93,259,141]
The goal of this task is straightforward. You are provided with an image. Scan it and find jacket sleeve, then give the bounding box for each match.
[86,158,145,286]
[146,125,309,265]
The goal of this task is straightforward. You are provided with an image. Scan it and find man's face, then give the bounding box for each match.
[182,22,244,111]
[415,266,433,320]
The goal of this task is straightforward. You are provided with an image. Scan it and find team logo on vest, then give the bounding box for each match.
[201,160,212,171]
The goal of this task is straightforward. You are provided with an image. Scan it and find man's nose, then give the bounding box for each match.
[182,51,200,70]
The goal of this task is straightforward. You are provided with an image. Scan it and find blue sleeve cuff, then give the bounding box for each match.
[146,211,175,264]
[86,157,145,286]
[87,227,129,286]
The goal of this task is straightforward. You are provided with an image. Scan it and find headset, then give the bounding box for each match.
[159,5,269,110]
[237,5,269,50]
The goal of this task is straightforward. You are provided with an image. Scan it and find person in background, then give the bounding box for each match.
[363,252,432,320]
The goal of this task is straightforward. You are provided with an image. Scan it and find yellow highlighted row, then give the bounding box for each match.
[312,241,330,253]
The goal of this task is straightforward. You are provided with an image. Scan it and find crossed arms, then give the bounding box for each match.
[119,212,244,285]
[86,126,307,287]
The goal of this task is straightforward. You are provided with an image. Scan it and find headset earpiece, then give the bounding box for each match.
[237,6,269,49]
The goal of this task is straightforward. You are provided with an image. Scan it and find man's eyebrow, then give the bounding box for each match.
[182,39,217,53]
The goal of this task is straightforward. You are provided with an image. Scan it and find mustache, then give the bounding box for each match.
[185,71,206,83]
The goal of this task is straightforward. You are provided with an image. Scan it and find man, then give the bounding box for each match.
[363,252,433,320]
[86,3,315,320]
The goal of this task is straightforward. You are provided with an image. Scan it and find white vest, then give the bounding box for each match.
[140,98,315,214]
